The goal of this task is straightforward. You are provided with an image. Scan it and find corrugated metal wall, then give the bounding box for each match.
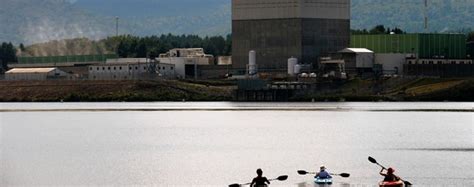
[18,54,118,64]
[468,42,474,59]
[351,34,467,59]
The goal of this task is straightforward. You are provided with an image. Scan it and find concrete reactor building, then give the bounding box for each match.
[232,0,350,73]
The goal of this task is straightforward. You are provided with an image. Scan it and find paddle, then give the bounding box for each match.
[297,170,350,178]
[228,175,288,187]
[368,156,412,186]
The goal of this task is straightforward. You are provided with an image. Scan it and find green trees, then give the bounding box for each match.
[352,25,406,35]
[0,42,17,71]
[109,34,232,58]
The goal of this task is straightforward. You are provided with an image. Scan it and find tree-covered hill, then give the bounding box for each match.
[351,0,474,33]
[1,0,473,45]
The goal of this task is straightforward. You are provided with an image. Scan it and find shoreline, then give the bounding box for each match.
[0,78,473,102]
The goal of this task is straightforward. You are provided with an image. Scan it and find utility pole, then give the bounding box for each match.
[115,17,119,37]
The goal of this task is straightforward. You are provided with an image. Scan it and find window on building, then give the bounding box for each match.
[135,66,138,70]
[90,67,92,71]
[108,67,111,70]
[97,67,99,71]
[103,67,105,70]
[129,67,132,70]
[144,67,146,70]
[171,67,174,70]
[114,67,116,70]
[120,67,122,70]
[163,67,166,70]
[451,61,456,64]
[437,61,442,64]
[429,61,433,64]
[460,61,464,64]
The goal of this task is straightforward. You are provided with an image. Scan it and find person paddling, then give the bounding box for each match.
[380,167,400,182]
[315,165,332,179]
[250,168,270,187]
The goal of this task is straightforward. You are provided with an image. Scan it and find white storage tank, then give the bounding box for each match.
[248,50,257,75]
[288,57,298,76]
[294,64,302,75]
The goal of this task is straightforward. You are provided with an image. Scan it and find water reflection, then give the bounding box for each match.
[1,103,473,186]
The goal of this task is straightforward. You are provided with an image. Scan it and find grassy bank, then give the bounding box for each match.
[0,78,472,102]
[291,78,474,102]
[0,80,234,102]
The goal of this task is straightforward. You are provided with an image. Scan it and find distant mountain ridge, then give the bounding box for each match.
[1,0,473,44]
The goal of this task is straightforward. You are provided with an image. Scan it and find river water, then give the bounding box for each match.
[1,102,473,186]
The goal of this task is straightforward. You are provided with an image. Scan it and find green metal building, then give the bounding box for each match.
[468,42,474,59]
[351,34,467,59]
[18,54,118,64]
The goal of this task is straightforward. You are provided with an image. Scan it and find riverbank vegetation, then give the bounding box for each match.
[0,78,472,102]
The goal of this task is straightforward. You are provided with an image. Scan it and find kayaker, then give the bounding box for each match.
[250,168,270,187]
[380,167,400,182]
[315,165,332,179]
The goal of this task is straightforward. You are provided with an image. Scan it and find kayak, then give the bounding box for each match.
[314,177,333,185]
[379,180,404,187]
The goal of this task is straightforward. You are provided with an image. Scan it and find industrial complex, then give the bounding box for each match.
[232,0,350,73]
[2,0,473,87]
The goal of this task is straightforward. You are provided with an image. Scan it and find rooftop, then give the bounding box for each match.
[6,68,57,74]
[339,48,374,53]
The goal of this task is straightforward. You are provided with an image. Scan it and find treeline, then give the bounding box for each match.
[351,25,406,35]
[103,34,232,58]
[0,42,17,72]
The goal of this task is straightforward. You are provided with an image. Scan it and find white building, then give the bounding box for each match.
[339,48,375,74]
[158,48,213,78]
[88,58,175,80]
[374,54,410,75]
[5,68,70,80]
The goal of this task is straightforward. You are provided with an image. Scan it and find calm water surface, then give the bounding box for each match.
[1,102,473,186]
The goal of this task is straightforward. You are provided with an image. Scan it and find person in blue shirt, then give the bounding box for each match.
[315,165,332,179]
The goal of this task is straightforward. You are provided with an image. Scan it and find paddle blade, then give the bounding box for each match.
[297,170,308,175]
[339,173,350,178]
[368,156,377,164]
[404,181,412,186]
[228,184,240,187]
[277,175,288,181]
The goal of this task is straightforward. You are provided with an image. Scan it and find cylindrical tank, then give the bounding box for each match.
[288,57,298,76]
[294,64,302,75]
[248,50,256,75]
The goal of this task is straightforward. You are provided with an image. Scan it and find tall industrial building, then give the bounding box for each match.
[232,0,350,72]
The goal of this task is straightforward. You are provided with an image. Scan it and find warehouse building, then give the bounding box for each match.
[11,54,118,79]
[468,41,474,59]
[5,68,70,80]
[338,48,374,74]
[89,58,175,80]
[351,34,470,76]
[232,0,350,73]
[158,48,213,79]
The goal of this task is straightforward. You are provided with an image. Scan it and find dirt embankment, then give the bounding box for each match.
[0,80,234,102]
[292,78,474,102]
[0,78,472,102]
